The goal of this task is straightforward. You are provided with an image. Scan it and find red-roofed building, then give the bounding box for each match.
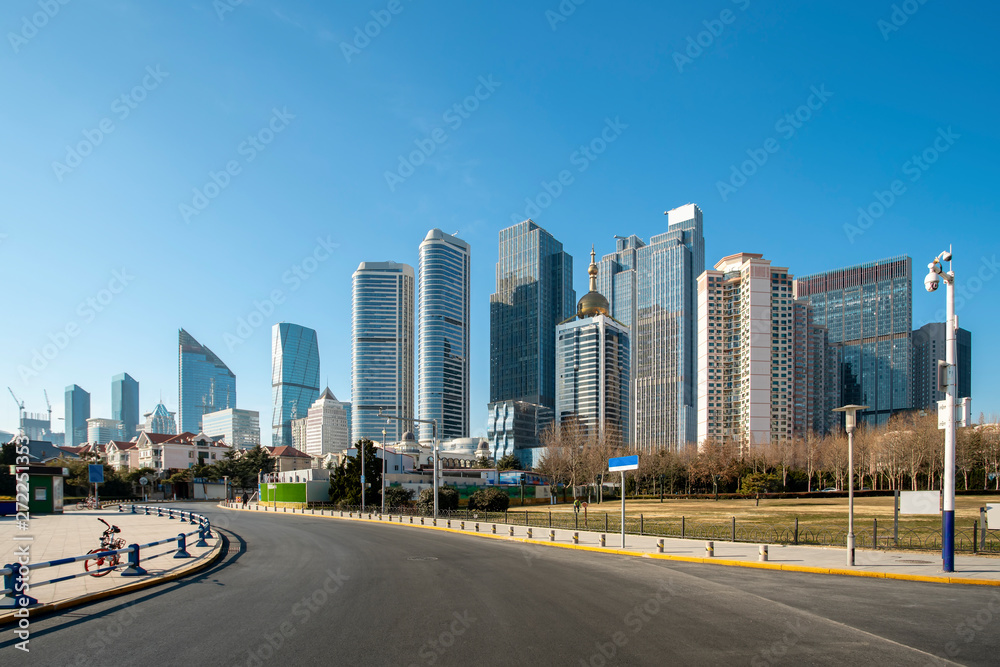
[135,430,230,473]
[265,445,313,472]
[105,440,139,472]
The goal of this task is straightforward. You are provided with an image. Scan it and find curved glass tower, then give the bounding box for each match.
[352,262,414,444]
[418,229,470,442]
[271,323,321,447]
[178,328,236,434]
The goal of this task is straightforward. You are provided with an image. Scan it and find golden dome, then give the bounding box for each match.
[577,245,610,319]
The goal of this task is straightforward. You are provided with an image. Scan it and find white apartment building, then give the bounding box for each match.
[305,388,350,456]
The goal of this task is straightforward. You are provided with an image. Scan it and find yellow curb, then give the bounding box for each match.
[221,505,1000,587]
[0,535,226,627]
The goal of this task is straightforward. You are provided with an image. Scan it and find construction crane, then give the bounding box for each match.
[43,389,52,423]
[8,387,25,426]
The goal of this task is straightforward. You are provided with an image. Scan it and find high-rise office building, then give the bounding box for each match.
[418,229,471,443]
[111,373,139,440]
[489,219,575,460]
[599,204,705,451]
[178,328,236,434]
[352,262,414,443]
[201,408,261,449]
[305,388,351,456]
[555,249,630,442]
[912,322,972,411]
[271,323,321,447]
[696,253,838,450]
[87,418,122,445]
[141,403,177,435]
[795,256,912,426]
[65,384,91,448]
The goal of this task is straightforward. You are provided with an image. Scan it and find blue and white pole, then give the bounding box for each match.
[943,256,957,572]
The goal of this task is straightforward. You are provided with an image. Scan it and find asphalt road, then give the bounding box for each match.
[4,503,1000,666]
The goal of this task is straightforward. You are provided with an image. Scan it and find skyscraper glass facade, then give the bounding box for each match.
[490,220,575,410]
[271,323,321,447]
[178,328,236,434]
[795,256,912,426]
[352,262,414,444]
[418,229,471,442]
[202,408,261,449]
[112,372,139,441]
[911,322,972,411]
[64,384,90,447]
[598,204,705,451]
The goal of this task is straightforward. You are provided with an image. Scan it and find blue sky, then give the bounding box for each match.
[2,0,998,443]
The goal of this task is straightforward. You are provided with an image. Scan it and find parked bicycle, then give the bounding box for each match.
[76,496,98,510]
[84,518,125,577]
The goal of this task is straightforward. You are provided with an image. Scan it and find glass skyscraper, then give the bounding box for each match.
[489,220,575,407]
[178,328,236,434]
[598,204,705,451]
[271,323,321,447]
[64,384,90,447]
[352,261,414,444]
[418,229,471,443]
[795,255,912,426]
[111,372,139,441]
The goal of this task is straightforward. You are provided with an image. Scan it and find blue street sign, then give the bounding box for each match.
[88,464,104,484]
[360,475,366,483]
[609,455,639,472]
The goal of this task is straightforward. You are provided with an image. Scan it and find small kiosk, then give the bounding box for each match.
[7,465,69,514]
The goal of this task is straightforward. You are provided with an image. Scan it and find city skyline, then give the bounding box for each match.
[3,3,998,442]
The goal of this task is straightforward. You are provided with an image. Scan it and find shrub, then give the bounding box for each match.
[468,487,510,512]
[384,486,414,508]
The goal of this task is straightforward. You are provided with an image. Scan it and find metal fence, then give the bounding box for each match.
[0,505,214,610]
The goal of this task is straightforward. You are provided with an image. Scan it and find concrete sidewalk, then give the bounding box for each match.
[0,507,220,614]
[230,502,1000,586]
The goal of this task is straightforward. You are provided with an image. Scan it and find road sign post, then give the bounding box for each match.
[609,455,639,548]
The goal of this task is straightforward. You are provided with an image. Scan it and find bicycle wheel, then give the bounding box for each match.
[77,501,86,510]
[84,548,113,577]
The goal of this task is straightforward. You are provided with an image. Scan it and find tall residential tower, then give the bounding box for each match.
[418,229,471,443]
[351,262,415,443]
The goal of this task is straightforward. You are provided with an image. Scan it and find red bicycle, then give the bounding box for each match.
[84,518,125,577]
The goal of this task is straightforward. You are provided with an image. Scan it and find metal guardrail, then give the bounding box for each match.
[0,505,215,609]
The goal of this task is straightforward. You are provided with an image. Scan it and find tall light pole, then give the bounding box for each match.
[926,248,957,572]
[380,409,438,518]
[381,427,387,515]
[833,404,868,566]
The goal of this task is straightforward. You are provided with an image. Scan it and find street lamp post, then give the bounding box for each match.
[833,404,868,566]
[926,248,957,572]
[380,410,438,518]
[381,428,387,515]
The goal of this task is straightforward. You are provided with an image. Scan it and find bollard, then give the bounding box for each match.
[433,519,437,526]
[118,544,147,576]
[759,545,768,562]
[194,525,210,548]
[168,510,176,520]
[447,520,451,528]
[131,505,136,514]
[189,513,198,525]
[527,528,533,539]
[410,516,414,524]
[157,507,163,517]
[118,504,124,513]
[475,523,480,532]
[491,524,496,534]
[706,541,715,557]
[509,526,514,537]
[600,534,606,547]
[145,506,150,515]
[174,534,191,558]
[573,532,579,544]
[549,530,555,542]
[460,522,465,530]
[657,539,664,554]
[2,562,38,608]
[421,517,425,525]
